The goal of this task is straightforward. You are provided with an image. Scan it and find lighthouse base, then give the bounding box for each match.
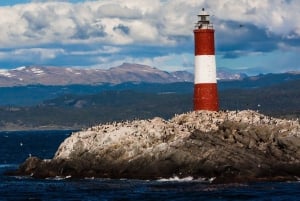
[194,83,219,111]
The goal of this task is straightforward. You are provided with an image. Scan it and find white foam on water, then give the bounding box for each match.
[84,177,95,180]
[0,164,18,168]
[46,175,72,180]
[157,176,216,183]
[157,176,194,182]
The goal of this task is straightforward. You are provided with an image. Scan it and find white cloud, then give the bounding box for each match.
[15,48,65,59]
[209,0,300,38]
[1,0,299,47]
[69,46,121,56]
[0,48,65,62]
[0,0,299,73]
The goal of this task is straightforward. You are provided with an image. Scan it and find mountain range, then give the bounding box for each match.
[0,64,299,130]
[0,63,247,87]
[0,64,299,106]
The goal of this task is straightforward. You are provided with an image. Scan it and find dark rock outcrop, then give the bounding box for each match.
[7,110,300,183]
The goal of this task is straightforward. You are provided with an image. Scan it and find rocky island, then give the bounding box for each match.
[9,110,300,183]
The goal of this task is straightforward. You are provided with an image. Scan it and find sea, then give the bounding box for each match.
[0,130,299,201]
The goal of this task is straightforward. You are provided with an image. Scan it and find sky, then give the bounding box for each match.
[0,0,299,75]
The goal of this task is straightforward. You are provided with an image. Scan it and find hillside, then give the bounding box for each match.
[220,79,300,117]
[1,72,300,106]
[0,91,192,130]
[0,83,193,106]
[0,78,300,130]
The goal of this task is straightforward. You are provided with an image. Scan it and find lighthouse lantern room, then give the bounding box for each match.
[193,8,219,111]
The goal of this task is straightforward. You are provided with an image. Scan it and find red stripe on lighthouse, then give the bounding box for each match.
[194,83,219,111]
[194,29,215,55]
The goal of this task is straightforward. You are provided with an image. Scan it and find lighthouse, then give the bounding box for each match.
[193,9,219,111]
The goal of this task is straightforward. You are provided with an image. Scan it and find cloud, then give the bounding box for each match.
[96,3,142,19]
[0,48,65,62]
[1,0,299,48]
[0,0,299,74]
[0,0,193,47]
[69,46,121,56]
[0,2,102,46]
[209,0,300,37]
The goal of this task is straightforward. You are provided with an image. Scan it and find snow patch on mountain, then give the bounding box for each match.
[30,67,45,75]
[0,70,14,78]
[15,66,26,71]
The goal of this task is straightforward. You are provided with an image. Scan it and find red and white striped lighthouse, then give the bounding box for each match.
[193,9,219,111]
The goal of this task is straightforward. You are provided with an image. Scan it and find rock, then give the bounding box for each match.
[8,110,300,183]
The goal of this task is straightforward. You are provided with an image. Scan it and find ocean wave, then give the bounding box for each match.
[157,176,216,183]
[0,164,18,169]
[158,176,193,182]
[46,175,72,180]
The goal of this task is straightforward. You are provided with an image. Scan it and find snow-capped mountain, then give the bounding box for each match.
[0,63,247,87]
[0,63,194,86]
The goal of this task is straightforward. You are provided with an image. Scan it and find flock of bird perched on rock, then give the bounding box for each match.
[7,110,300,184]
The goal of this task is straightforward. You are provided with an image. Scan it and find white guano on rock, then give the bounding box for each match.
[54,110,300,161]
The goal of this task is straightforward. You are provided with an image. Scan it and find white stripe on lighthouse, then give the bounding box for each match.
[194,55,217,84]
